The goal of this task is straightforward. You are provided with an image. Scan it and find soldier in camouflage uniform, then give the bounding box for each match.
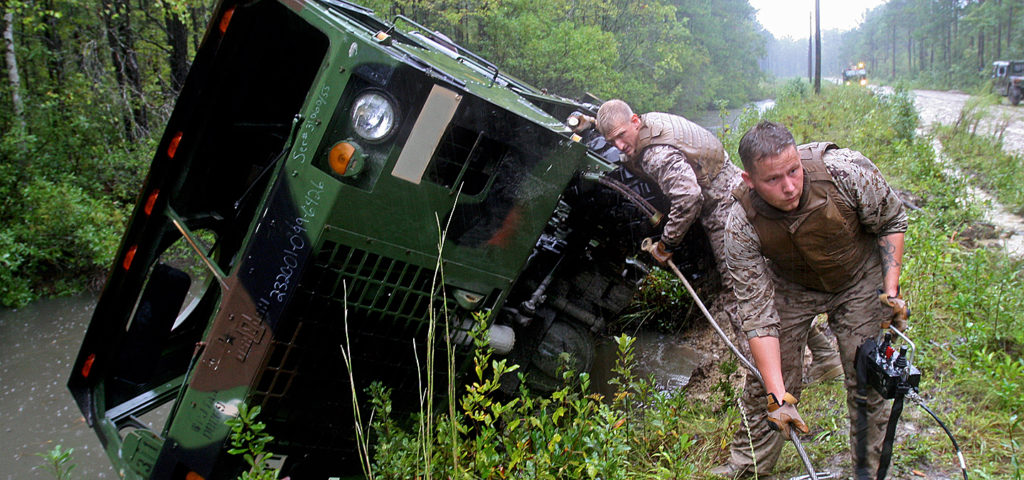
[592,99,746,348]
[712,120,908,479]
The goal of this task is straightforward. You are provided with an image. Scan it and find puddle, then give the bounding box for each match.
[589,330,703,399]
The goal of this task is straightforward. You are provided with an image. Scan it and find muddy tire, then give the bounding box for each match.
[1011,88,1022,106]
[525,320,595,392]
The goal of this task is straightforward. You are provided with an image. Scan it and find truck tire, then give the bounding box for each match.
[1012,88,1021,106]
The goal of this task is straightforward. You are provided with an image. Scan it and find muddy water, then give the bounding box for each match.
[0,294,116,479]
[589,330,702,398]
[691,99,776,133]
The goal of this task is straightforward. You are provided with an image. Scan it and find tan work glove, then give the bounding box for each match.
[567,113,595,133]
[878,293,909,332]
[641,237,673,266]
[766,392,809,437]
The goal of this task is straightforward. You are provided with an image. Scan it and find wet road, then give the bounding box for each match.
[0,294,115,479]
[910,89,1024,257]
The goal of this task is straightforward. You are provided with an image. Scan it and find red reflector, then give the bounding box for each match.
[167,132,183,159]
[144,189,160,216]
[123,245,138,271]
[81,353,96,378]
[186,471,205,480]
[218,6,236,35]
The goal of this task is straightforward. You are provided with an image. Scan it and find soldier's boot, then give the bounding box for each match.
[806,325,843,384]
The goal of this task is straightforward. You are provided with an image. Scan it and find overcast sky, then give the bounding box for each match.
[747,0,888,39]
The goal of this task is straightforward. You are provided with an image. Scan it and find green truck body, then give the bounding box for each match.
[67,1,717,478]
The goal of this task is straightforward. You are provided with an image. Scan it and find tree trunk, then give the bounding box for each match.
[891,22,896,78]
[102,0,149,141]
[1009,1,1015,51]
[164,7,189,94]
[42,0,64,87]
[907,35,913,74]
[979,30,985,71]
[3,9,27,143]
[814,0,821,93]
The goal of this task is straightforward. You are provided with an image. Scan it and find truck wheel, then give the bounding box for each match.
[526,320,595,392]
[1012,89,1021,106]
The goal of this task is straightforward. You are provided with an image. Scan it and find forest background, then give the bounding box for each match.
[0,0,1019,306]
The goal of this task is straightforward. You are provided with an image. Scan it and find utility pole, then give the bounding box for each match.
[807,10,813,83]
[814,0,821,93]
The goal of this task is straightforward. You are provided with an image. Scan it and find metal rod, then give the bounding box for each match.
[641,237,818,480]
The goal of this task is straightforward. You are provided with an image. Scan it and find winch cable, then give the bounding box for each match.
[590,174,663,225]
[640,238,820,480]
[906,390,969,480]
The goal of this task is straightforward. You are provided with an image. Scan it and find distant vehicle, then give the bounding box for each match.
[66,0,719,478]
[992,60,1024,105]
[843,62,868,86]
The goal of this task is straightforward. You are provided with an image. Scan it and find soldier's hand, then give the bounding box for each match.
[878,293,909,332]
[766,392,809,438]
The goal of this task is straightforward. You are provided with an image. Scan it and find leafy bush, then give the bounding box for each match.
[226,404,285,480]
[365,328,709,479]
[0,178,125,307]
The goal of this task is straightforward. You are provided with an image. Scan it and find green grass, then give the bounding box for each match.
[934,120,1024,216]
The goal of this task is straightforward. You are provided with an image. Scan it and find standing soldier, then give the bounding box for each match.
[712,120,908,479]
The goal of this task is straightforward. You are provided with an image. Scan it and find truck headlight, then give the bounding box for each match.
[351,91,396,141]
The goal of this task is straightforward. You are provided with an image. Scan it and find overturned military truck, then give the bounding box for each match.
[67,0,719,478]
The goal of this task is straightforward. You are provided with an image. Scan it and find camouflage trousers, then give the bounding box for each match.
[700,162,748,358]
[727,255,892,479]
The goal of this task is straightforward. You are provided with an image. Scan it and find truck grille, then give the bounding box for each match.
[250,240,462,472]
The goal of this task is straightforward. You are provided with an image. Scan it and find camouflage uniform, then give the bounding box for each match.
[722,147,908,478]
[626,114,745,349]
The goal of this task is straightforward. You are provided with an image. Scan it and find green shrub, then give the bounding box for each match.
[0,178,125,307]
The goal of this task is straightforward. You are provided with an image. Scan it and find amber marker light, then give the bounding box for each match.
[81,353,96,378]
[167,132,184,159]
[144,189,160,216]
[123,245,138,271]
[218,6,236,35]
[328,141,356,175]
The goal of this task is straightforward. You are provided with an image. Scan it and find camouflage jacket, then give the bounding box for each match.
[723,148,909,337]
[634,145,742,246]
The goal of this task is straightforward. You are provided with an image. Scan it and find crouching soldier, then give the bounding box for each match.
[713,121,908,479]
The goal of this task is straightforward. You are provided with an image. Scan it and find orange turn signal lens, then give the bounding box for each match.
[328,142,356,176]
[144,189,160,216]
[167,132,183,159]
[81,353,96,378]
[123,245,138,271]
[218,6,235,35]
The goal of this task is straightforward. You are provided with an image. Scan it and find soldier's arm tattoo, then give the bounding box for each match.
[878,237,901,272]
[877,233,905,296]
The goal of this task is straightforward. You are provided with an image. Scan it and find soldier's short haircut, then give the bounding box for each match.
[738,120,796,172]
[596,99,633,137]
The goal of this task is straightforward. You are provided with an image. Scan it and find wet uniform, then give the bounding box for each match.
[625,113,745,347]
[722,145,908,478]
